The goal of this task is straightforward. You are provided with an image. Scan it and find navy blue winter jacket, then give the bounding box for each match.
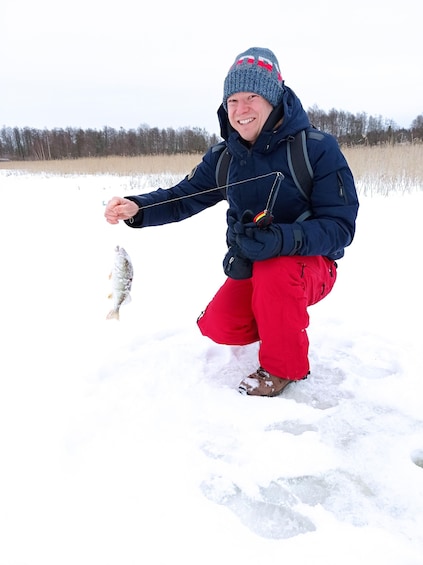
[125,86,359,261]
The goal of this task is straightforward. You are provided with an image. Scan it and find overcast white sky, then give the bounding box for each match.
[1,0,421,135]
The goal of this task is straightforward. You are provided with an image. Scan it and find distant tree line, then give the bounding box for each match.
[1,108,422,161]
[307,106,423,146]
[0,125,220,161]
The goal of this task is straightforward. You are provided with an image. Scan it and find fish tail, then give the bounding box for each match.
[106,309,120,321]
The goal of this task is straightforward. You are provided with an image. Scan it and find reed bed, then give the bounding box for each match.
[341,144,423,194]
[0,154,202,176]
[1,144,422,194]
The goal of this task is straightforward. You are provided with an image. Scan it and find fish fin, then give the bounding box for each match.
[106,309,120,321]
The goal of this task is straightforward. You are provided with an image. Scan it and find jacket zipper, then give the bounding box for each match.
[337,171,347,202]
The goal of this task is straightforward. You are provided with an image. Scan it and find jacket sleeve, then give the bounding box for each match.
[278,134,359,260]
[124,147,225,228]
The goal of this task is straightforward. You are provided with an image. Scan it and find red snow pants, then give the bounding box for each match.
[197,256,337,380]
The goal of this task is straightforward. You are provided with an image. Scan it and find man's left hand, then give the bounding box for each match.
[234,217,283,261]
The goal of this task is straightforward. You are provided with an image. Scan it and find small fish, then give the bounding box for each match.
[106,245,133,320]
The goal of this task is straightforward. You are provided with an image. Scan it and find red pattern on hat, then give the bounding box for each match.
[235,54,282,82]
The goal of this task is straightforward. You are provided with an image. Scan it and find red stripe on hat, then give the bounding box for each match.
[233,54,283,81]
[258,58,272,72]
[236,55,255,66]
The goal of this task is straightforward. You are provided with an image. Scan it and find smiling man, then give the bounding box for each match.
[226,92,274,143]
[224,49,282,144]
[105,47,359,397]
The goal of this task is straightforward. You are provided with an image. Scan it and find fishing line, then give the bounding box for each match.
[135,171,282,211]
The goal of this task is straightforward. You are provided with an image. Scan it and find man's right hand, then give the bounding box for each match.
[104,197,139,224]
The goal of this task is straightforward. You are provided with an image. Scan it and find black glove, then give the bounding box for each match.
[226,208,238,246]
[223,246,253,279]
[233,210,283,261]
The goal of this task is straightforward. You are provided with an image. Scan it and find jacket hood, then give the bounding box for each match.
[217,85,310,143]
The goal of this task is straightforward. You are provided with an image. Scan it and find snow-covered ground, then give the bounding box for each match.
[1,168,422,565]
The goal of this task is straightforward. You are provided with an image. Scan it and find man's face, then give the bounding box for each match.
[227,92,273,143]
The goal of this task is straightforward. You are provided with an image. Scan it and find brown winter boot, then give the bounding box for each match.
[238,367,295,397]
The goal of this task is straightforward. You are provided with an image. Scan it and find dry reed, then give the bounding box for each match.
[1,145,422,193]
[0,154,202,176]
[341,144,423,188]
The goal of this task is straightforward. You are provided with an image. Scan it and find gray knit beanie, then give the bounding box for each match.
[223,47,284,110]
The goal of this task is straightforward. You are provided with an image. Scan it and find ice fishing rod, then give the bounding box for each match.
[251,171,283,228]
[135,170,284,227]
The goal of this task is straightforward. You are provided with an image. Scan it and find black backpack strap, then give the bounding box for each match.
[215,144,233,199]
[287,129,314,202]
[288,129,327,222]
